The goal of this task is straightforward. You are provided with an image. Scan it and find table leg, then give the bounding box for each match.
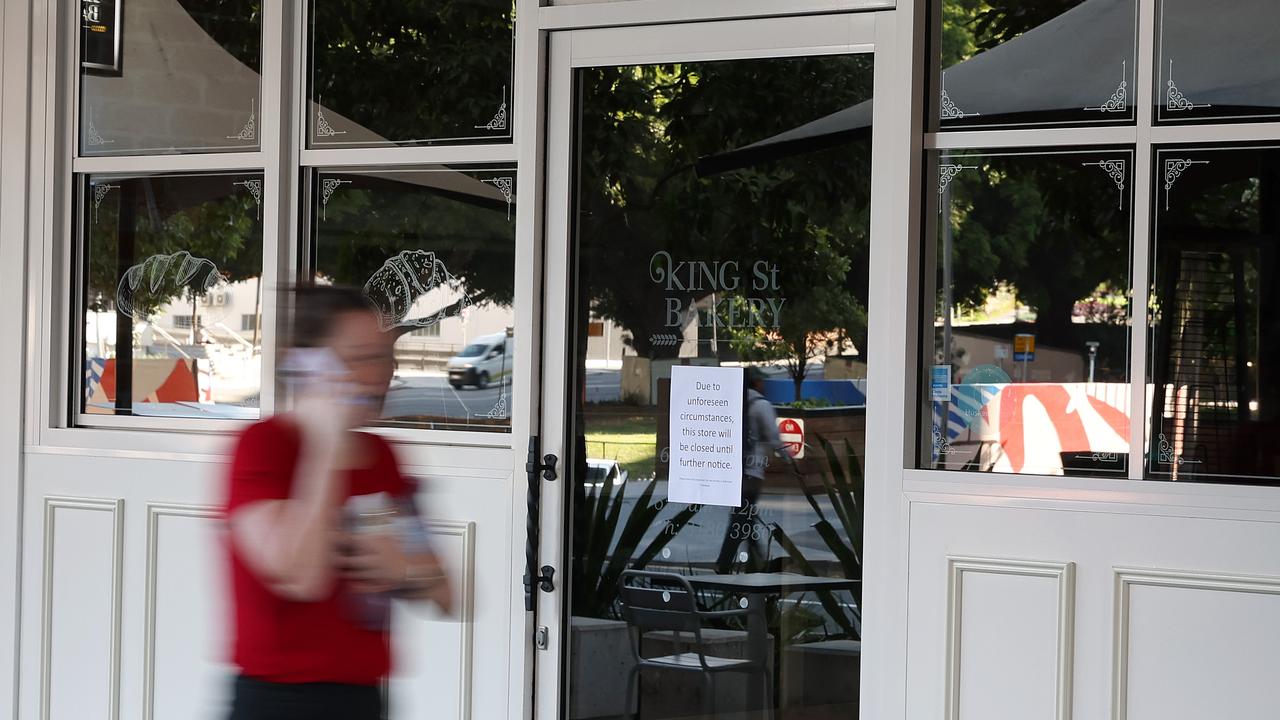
[746,592,769,718]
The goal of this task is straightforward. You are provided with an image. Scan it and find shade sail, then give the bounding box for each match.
[85,0,508,205]
[698,0,1279,175]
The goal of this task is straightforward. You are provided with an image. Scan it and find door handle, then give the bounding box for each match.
[523,437,558,611]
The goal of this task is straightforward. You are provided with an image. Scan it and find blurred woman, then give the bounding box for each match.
[223,285,450,720]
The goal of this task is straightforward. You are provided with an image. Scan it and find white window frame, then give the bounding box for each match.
[909,0,1280,512]
[27,0,545,457]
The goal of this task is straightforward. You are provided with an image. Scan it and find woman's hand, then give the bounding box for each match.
[340,534,453,612]
[340,532,410,594]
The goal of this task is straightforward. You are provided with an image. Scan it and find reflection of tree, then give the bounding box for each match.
[577,59,872,397]
[943,0,1083,65]
[311,0,514,142]
[186,0,262,71]
[314,175,513,334]
[86,178,260,327]
[945,155,1129,350]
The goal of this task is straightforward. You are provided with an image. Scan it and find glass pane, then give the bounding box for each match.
[80,0,262,155]
[307,0,515,148]
[1155,0,1280,124]
[923,149,1133,476]
[936,0,1137,129]
[1148,145,1280,482]
[567,55,872,719]
[308,167,516,431]
[81,172,264,419]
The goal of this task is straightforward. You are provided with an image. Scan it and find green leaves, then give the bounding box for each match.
[769,434,865,639]
[571,475,703,619]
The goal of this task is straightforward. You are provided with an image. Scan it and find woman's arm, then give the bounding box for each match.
[229,439,348,602]
[228,399,360,602]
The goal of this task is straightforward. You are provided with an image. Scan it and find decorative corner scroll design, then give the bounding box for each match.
[92,183,119,225]
[226,98,257,142]
[86,108,114,147]
[1162,158,1210,210]
[1085,61,1128,113]
[932,427,959,460]
[315,97,347,139]
[1166,60,1211,113]
[1081,159,1127,208]
[481,176,514,220]
[937,163,978,212]
[474,86,509,132]
[1156,433,1202,466]
[939,72,978,121]
[320,178,352,220]
[481,383,509,420]
[234,179,263,219]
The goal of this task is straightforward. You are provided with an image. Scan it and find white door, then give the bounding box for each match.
[532,12,913,720]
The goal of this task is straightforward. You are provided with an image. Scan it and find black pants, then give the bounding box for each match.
[229,676,383,720]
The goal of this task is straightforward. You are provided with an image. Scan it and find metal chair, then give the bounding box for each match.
[617,570,773,719]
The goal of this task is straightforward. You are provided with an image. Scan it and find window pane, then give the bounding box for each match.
[568,55,873,719]
[923,148,1133,476]
[307,1,515,148]
[1155,0,1280,124]
[936,0,1137,129]
[308,167,516,431]
[1149,145,1280,482]
[80,0,262,155]
[82,172,264,420]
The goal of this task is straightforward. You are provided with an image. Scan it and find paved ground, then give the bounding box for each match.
[382,369,625,421]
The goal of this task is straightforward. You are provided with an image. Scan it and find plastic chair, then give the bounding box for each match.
[617,570,774,719]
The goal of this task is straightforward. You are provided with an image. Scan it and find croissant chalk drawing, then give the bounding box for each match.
[116,251,228,318]
[362,250,470,331]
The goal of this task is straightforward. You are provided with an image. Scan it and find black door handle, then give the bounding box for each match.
[523,437,558,611]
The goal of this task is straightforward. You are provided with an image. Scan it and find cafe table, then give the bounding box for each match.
[685,572,861,674]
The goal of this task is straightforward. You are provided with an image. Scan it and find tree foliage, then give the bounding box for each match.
[576,57,873,389]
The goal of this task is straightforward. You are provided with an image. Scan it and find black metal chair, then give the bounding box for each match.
[617,570,773,719]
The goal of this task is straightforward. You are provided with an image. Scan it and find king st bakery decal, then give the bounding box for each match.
[649,251,785,330]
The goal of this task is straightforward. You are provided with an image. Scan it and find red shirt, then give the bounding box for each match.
[223,416,408,686]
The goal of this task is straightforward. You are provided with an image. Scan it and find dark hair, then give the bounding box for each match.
[284,284,377,349]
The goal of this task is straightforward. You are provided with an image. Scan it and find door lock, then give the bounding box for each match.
[536,626,550,651]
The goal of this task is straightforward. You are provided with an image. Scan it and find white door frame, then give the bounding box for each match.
[534,9,924,719]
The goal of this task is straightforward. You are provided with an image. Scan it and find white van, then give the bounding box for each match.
[446,331,513,389]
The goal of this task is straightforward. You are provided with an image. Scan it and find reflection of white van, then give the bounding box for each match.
[447,331,513,389]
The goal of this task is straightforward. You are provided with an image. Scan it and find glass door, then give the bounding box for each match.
[538,13,887,720]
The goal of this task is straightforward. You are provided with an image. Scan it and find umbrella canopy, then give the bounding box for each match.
[697,0,1279,175]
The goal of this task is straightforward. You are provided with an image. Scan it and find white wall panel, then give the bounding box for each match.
[908,501,1280,720]
[144,505,226,720]
[388,520,477,720]
[1116,568,1280,720]
[946,558,1074,720]
[19,447,514,720]
[40,498,123,720]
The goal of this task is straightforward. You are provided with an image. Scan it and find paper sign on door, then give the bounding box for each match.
[668,365,744,507]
